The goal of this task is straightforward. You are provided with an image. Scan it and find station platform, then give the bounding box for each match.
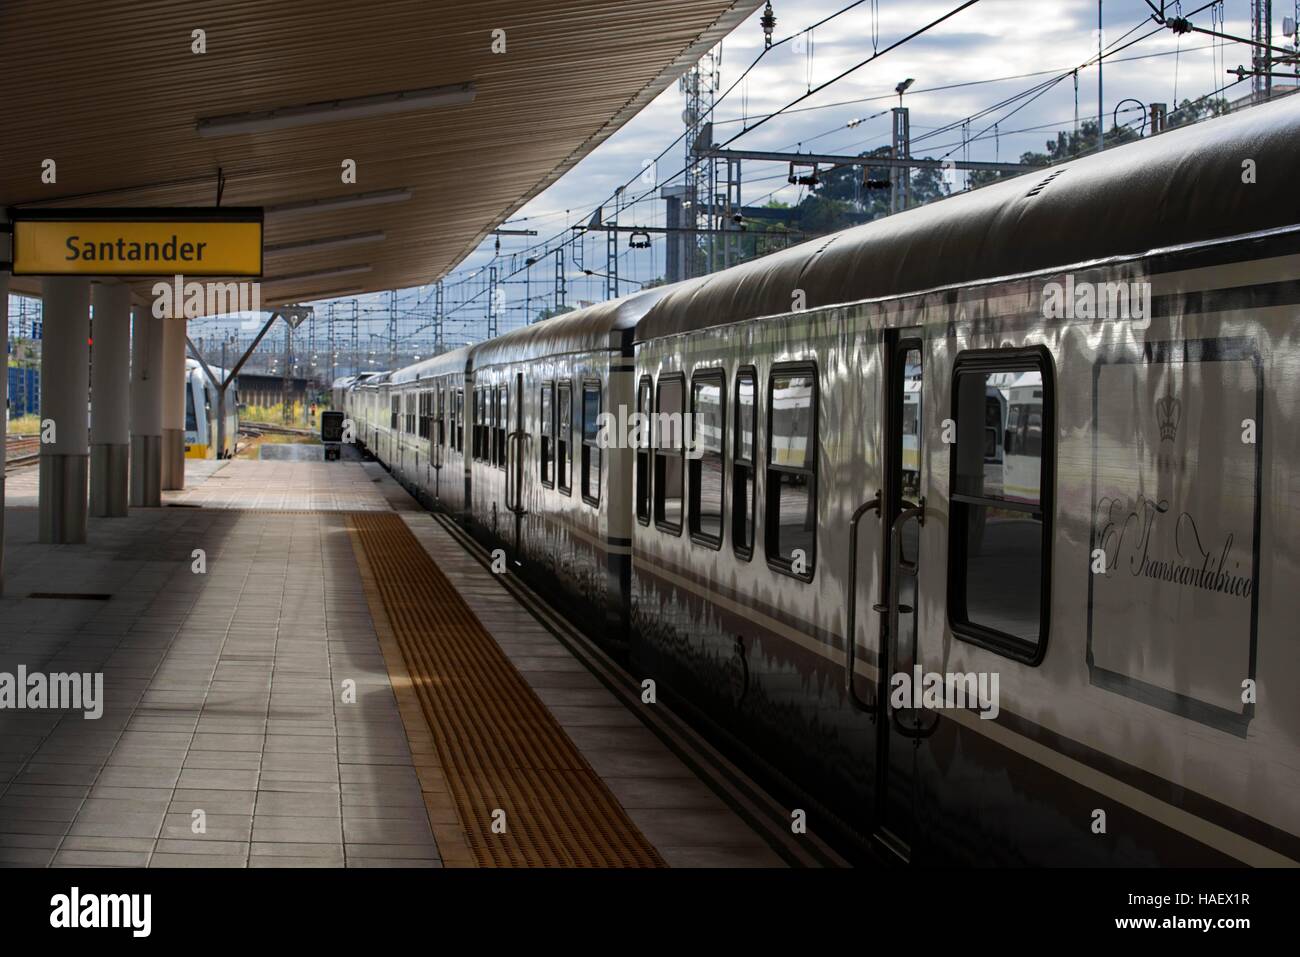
[0,457,840,868]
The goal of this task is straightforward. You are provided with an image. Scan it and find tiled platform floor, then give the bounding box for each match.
[0,458,786,867]
[0,462,436,867]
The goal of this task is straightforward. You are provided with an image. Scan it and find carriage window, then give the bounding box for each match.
[733,369,756,559]
[418,391,431,439]
[455,389,464,452]
[689,372,725,546]
[406,392,416,435]
[581,382,602,506]
[490,387,499,465]
[557,381,572,494]
[496,387,508,470]
[540,383,554,487]
[437,389,446,446]
[654,376,685,534]
[949,352,1052,662]
[635,377,652,524]
[390,395,400,431]
[472,389,481,459]
[766,366,816,579]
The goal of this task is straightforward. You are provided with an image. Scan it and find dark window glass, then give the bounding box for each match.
[473,390,482,459]
[654,376,685,533]
[635,377,652,524]
[732,371,756,558]
[581,382,602,506]
[496,387,508,470]
[950,359,1050,657]
[418,391,431,439]
[489,387,498,465]
[689,372,724,545]
[455,389,464,452]
[390,395,400,431]
[540,383,554,486]
[765,368,816,577]
[557,382,571,494]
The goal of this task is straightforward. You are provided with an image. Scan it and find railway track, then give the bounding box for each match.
[4,435,40,472]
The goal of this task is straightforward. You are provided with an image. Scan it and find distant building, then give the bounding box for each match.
[237,372,312,412]
[1228,82,1299,111]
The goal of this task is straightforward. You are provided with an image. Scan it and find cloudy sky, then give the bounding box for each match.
[413,0,1289,335]
[305,0,1294,352]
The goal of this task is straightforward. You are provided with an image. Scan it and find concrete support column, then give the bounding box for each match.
[130,305,164,507]
[160,316,186,490]
[1,212,9,588]
[39,277,91,544]
[89,283,131,516]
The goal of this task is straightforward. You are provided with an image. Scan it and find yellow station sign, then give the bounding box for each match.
[10,208,263,277]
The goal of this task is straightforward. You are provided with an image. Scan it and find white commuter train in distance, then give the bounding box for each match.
[183,357,239,459]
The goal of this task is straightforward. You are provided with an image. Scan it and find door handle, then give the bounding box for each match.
[844,489,882,716]
[506,429,529,516]
[886,498,938,739]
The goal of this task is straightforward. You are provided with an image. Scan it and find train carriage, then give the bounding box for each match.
[465,292,679,636]
[629,94,1300,865]
[183,357,238,459]
[384,348,471,514]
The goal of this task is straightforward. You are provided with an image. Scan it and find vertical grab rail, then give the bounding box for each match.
[887,499,938,739]
[506,429,529,517]
[845,490,883,715]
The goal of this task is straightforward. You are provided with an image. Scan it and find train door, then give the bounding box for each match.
[872,327,928,862]
[431,386,444,501]
[506,370,527,553]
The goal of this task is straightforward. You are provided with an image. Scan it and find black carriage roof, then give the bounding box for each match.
[635,93,1300,341]
[469,278,706,368]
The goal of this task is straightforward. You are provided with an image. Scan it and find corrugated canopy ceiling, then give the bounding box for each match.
[0,0,762,304]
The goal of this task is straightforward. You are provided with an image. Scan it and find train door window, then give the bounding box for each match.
[390,395,400,431]
[407,392,417,434]
[497,386,508,470]
[732,368,757,560]
[766,365,817,579]
[689,371,725,547]
[436,389,446,446]
[948,349,1053,663]
[654,375,685,534]
[455,389,464,453]
[474,389,485,460]
[418,391,430,439]
[185,385,198,432]
[581,382,602,506]
[635,376,652,525]
[557,381,572,494]
[540,382,554,487]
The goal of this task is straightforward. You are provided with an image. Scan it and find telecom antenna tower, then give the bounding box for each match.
[680,49,720,279]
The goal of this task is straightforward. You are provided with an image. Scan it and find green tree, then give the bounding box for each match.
[1167,95,1231,128]
[968,101,1227,189]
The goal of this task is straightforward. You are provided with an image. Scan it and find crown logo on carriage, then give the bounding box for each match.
[1156,383,1181,443]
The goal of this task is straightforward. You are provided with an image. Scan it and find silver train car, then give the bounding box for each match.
[342,95,1300,866]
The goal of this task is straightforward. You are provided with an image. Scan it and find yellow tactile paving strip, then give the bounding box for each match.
[347,511,665,868]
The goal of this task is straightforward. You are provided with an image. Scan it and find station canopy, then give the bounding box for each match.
[0,0,763,304]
